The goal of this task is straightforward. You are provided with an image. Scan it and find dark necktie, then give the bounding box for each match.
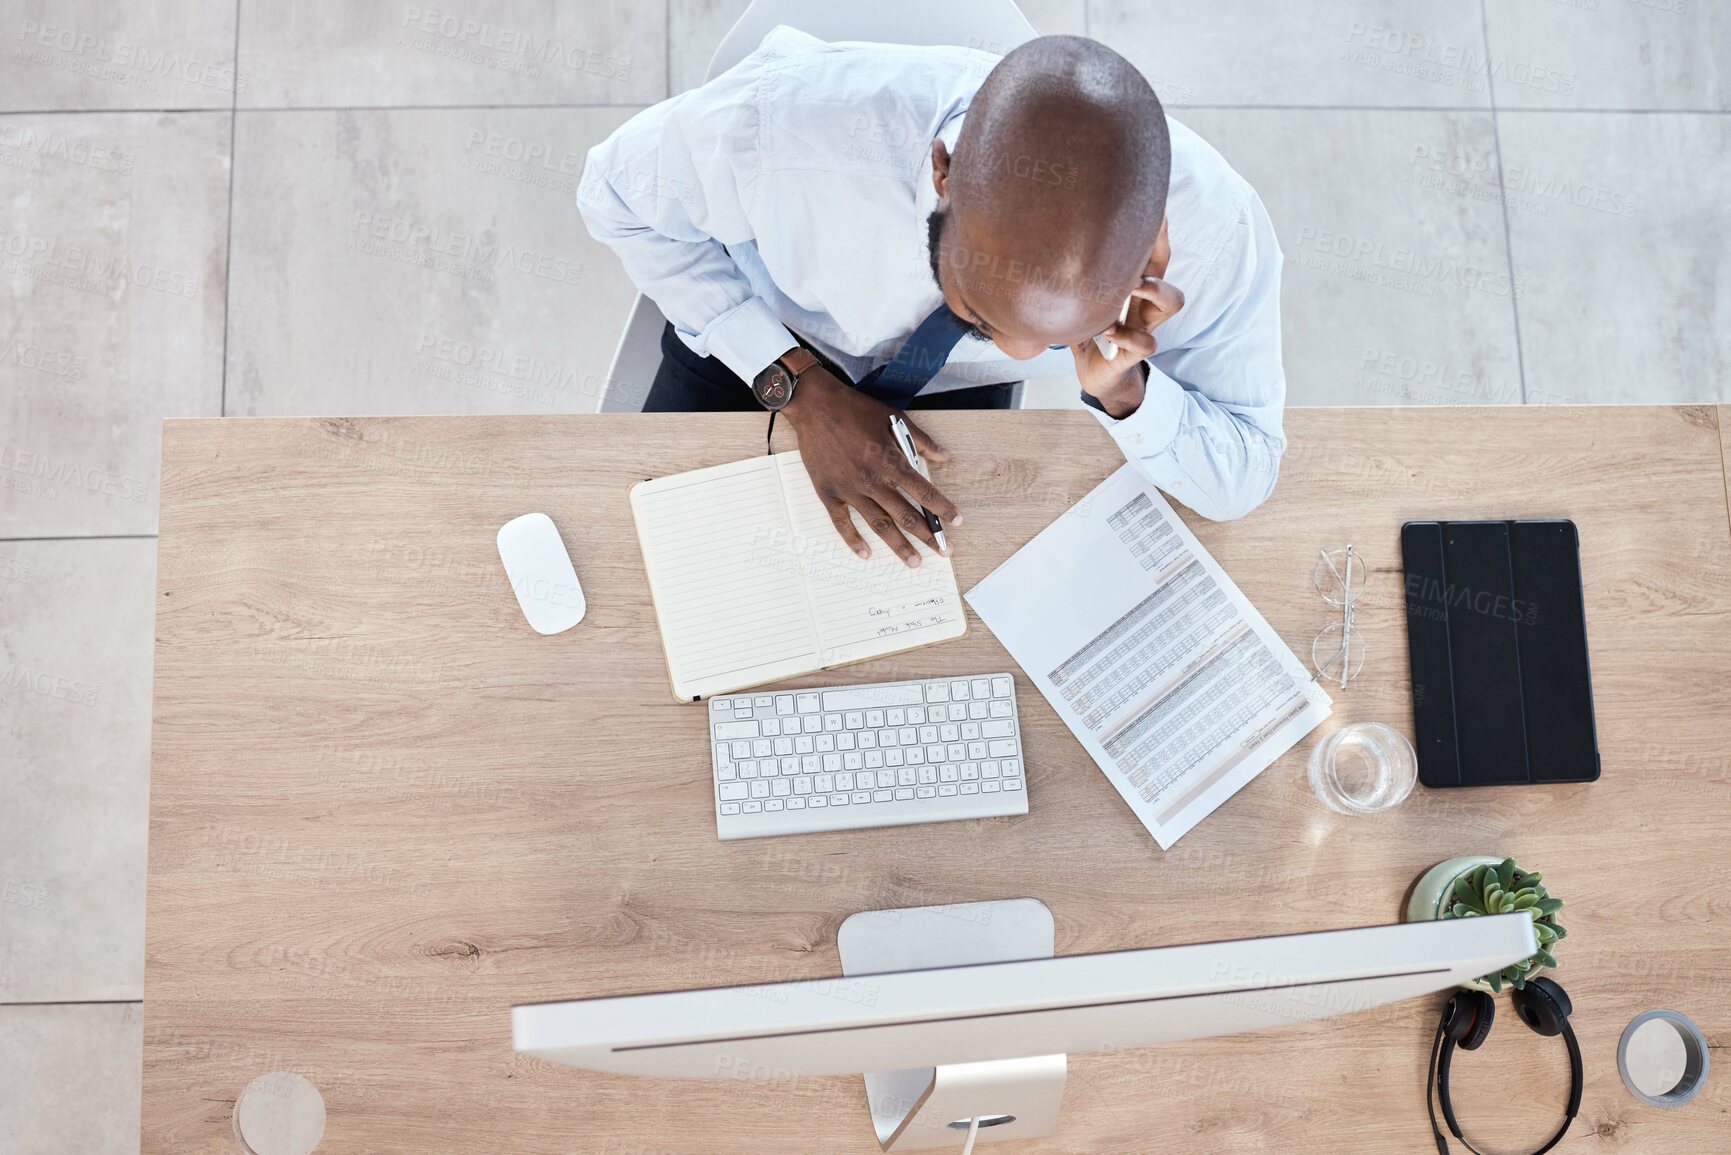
[857,303,972,407]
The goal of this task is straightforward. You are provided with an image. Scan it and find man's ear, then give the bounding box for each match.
[1147,215,1171,278]
[931,140,951,199]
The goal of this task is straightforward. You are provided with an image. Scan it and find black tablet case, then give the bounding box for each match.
[1401,520,1600,787]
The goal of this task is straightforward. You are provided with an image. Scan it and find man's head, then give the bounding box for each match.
[929,36,1169,359]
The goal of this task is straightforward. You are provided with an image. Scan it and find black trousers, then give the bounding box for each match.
[644,323,1017,412]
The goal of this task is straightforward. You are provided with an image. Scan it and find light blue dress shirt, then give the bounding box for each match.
[579,27,1287,520]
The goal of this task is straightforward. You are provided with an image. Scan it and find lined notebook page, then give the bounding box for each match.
[774,453,967,667]
[630,457,822,700]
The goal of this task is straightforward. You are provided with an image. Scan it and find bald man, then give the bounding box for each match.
[581,30,1285,567]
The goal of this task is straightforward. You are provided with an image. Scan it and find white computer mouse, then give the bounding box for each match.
[496,512,586,635]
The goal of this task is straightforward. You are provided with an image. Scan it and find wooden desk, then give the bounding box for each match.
[146,407,1731,1154]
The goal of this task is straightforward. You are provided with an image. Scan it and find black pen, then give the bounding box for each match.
[887,414,948,554]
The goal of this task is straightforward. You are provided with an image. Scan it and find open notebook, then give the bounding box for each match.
[629,452,967,701]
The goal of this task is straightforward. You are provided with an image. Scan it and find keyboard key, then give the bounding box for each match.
[802,716,822,734]
[772,779,791,797]
[755,695,773,707]
[947,743,966,762]
[982,762,1000,779]
[816,734,835,752]
[925,745,945,763]
[836,732,856,751]
[961,722,980,740]
[743,800,762,813]
[887,708,906,726]
[876,770,897,789]
[830,793,850,806]
[844,711,863,729]
[972,678,990,699]
[961,764,979,781]
[843,752,862,771]
[717,765,736,781]
[794,777,812,795]
[761,718,781,737]
[852,791,872,805]
[836,772,853,791]
[1004,778,1023,791]
[733,706,753,719]
[720,802,741,815]
[919,766,937,785]
[795,736,815,754]
[877,729,897,748]
[780,756,798,775]
[858,731,877,749]
[821,753,839,773]
[796,693,820,713]
[950,679,971,700]
[776,695,794,715]
[992,676,1013,698]
[873,790,893,803]
[918,725,938,744]
[787,798,805,810]
[885,748,905,767]
[866,709,885,728]
[751,780,770,799]
[989,700,1013,718]
[981,719,1016,739]
[765,799,784,812]
[939,784,958,797]
[916,786,936,799]
[968,742,987,759]
[907,706,926,725]
[810,795,828,808]
[961,782,979,794]
[948,703,967,722]
[982,781,1001,793]
[925,682,950,703]
[898,727,917,746]
[802,755,819,774]
[816,773,834,792]
[824,713,843,733]
[752,739,771,757]
[712,698,732,714]
[864,750,884,768]
[969,702,989,720]
[939,764,958,783]
[738,763,759,780]
[988,740,1018,757]
[894,787,914,800]
[1001,758,1020,776]
[897,767,916,787]
[731,740,751,758]
[939,723,959,742]
[905,747,925,765]
[773,737,793,756]
[718,782,748,801]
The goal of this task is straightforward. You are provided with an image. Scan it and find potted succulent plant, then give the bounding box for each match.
[1406,856,1566,993]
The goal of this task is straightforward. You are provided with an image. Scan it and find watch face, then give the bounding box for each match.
[755,366,793,409]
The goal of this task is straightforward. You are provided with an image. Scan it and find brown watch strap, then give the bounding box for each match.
[777,347,819,381]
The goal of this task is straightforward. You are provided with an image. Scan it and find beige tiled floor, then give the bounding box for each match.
[3,1,1727,1150]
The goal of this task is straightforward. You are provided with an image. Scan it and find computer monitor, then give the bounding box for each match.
[514,901,1536,1152]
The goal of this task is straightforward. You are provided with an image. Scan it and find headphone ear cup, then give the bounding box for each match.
[1512,977,1572,1037]
[1444,990,1496,1050]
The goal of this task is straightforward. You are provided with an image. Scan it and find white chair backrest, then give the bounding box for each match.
[706,0,1036,81]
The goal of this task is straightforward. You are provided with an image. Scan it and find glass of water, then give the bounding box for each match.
[1308,722,1418,814]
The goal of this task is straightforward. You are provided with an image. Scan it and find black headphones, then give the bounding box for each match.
[1427,977,1583,1155]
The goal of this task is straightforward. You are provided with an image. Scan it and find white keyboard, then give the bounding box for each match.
[708,673,1029,840]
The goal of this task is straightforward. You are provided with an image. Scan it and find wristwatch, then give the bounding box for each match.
[751,348,819,411]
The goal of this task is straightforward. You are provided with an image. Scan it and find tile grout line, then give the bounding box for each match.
[0,534,158,543]
[665,0,672,99]
[1479,0,1528,404]
[220,0,242,418]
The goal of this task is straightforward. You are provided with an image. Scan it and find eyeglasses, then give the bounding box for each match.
[1311,545,1367,688]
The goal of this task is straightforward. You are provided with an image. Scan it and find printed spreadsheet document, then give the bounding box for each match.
[966,465,1331,847]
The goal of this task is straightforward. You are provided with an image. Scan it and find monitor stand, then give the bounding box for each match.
[837,899,1066,1152]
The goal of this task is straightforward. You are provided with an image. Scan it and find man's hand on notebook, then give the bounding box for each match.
[782,367,960,568]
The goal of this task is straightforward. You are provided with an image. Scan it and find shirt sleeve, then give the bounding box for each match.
[1090,190,1288,522]
[576,64,798,385]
